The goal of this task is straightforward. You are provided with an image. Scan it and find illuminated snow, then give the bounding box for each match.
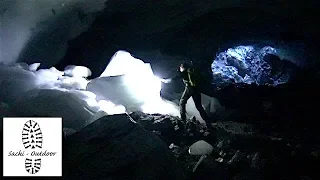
[0,50,216,127]
[29,63,41,71]
[100,50,179,115]
[98,100,126,115]
[100,51,145,77]
[64,65,92,77]
[59,76,89,90]
[141,99,180,117]
[0,63,126,129]
[123,64,162,102]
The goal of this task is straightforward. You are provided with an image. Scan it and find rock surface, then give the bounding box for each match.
[64,114,186,179]
[130,108,320,179]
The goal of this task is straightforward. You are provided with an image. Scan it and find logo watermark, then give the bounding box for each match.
[3,118,62,177]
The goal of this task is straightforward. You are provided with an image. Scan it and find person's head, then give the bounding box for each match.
[179,63,190,72]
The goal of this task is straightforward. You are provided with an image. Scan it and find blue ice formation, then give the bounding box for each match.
[212,45,290,86]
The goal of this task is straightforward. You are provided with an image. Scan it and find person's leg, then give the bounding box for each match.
[179,87,192,121]
[192,90,211,124]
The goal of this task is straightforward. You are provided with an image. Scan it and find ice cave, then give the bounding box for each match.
[1,0,320,179]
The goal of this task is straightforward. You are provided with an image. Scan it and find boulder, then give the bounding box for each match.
[64,114,186,179]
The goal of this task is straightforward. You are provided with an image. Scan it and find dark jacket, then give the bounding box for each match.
[171,68,201,87]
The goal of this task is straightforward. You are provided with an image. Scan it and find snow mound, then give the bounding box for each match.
[94,50,180,116]
[11,89,96,130]
[0,64,38,102]
[0,63,126,130]
[64,65,92,77]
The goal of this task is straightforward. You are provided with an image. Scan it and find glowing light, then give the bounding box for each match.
[123,64,162,102]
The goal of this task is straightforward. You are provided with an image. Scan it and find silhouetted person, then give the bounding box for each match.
[162,63,211,126]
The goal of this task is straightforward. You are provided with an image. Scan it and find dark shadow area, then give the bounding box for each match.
[16,8,102,70]
[58,3,320,78]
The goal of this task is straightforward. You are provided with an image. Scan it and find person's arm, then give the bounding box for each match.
[161,72,182,83]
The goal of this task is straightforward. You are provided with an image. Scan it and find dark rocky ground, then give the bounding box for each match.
[128,73,320,180]
[129,111,320,179]
[63,114,187,180]
[62,71,320,179]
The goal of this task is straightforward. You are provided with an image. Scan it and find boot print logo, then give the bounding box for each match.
[25,158,42,174]
[22,120,43,149]
[3,117,62,177]
[22,120,43,174]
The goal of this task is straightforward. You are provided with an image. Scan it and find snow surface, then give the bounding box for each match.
[95,50,181,116]
[0,62,125,130]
